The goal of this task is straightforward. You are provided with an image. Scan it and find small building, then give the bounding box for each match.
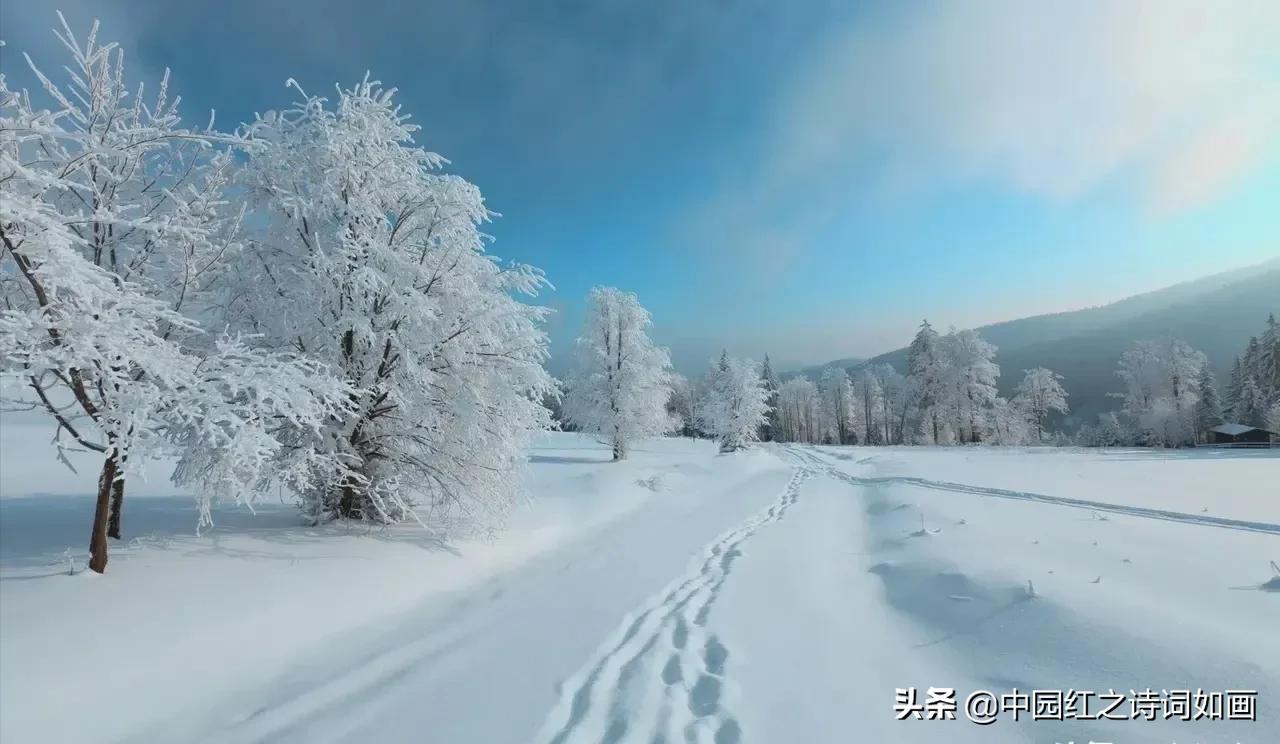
[1207,423,1278,446]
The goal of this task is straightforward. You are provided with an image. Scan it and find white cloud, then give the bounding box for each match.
[679,0,1280,280]
[777,0,1280,206]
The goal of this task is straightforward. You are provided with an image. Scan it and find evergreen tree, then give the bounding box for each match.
[1234,376,1267,428]
[701,357,771,452]
[1259,314,1280,404]
[906,320,945,443]
[1193,369,1224,442]
[759,354,781,441]
[1225,356,1245,420]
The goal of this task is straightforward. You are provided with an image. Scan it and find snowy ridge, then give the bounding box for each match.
[536,467,811,744]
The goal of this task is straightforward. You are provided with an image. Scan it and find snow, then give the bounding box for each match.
[3,433,1278,743]
[1211,422,1269,436]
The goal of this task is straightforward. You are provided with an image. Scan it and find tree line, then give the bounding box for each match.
[1080,313,1280,447]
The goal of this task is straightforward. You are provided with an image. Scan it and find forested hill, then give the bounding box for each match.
[818,259,1280,426]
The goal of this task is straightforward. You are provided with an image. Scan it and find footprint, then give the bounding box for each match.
[661,654,683,685]
[602,718,628,744]
[703,636,728,676]
[714,718,742,744]
[689,674,722,717]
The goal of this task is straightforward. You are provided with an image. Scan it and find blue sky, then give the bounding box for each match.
[4,0,1278,373]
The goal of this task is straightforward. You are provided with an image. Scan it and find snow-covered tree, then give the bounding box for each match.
[1224,356,1246,421]
[818,366,854,444]
[1192,369,1224,442]
[1013,367,1069,442]
[854,368,884,445]
[701,356,771,452]
[940,329,1000,444]
[563,287,673,460]
[666,373,698,438]
[776,377,821,443]
[1260,314,1280,403]
[759,354,781,441]
[989,397,1033,445]
[0,18,346,571]
[1229,315,1280,422]
[906,320,946,443]
[1078,411,1129,447]
[1233,376,1267,428]
[229,76,555,528]
[866,363,909,444]
[1113,338,1206,447]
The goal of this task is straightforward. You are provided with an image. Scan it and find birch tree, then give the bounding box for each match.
[906,320,946,444]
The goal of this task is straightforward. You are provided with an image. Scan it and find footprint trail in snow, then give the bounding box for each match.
[537,467,811,744]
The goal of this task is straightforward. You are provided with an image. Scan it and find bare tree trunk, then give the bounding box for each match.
[107,455,126,539]
[338,483,357,518]
[89,454,117,573]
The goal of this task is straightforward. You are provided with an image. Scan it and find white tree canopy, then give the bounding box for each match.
[226,75,555,530]
[1013,367,1069,441]
[563,287,673,460]
[1114,338,1206,447]
[0,17,347,571]
[701,356,771,452]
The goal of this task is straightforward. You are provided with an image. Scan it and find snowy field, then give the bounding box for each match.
[2,431,1278,744]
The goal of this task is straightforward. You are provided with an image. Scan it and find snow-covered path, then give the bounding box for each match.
[3,436,1278,743]
[532,445,1279,744]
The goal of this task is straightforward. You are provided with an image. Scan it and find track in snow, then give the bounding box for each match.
[793,447,1280,535]
[537,467,811,744]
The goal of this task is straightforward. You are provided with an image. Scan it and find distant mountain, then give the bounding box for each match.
[792,357,864,379]
[816,259,1280,427]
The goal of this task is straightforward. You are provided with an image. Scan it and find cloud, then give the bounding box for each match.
[679,0,1280,276]
[785,0,1279,205]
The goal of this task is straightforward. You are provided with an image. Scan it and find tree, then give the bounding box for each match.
[230,75,555,528]
[989,397,1033,445]
[854,368,884,445]
[1224,356,1246,421]
[1233,376,1267,428]
[1193,369,1224,442]
[1113,338,1206,447]
[0,17,345,571]
[906,320,945,443]
[1013,367,1069,441]
[563,287,673,460]
[701,357,771,452]
[1260,314,1280,403]
[1079,412,1129,447]
[776,377,821,443]
[666,373,699,438]
[818,366,854,444]
[940,329,1000,444]
[759,354,781,441]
